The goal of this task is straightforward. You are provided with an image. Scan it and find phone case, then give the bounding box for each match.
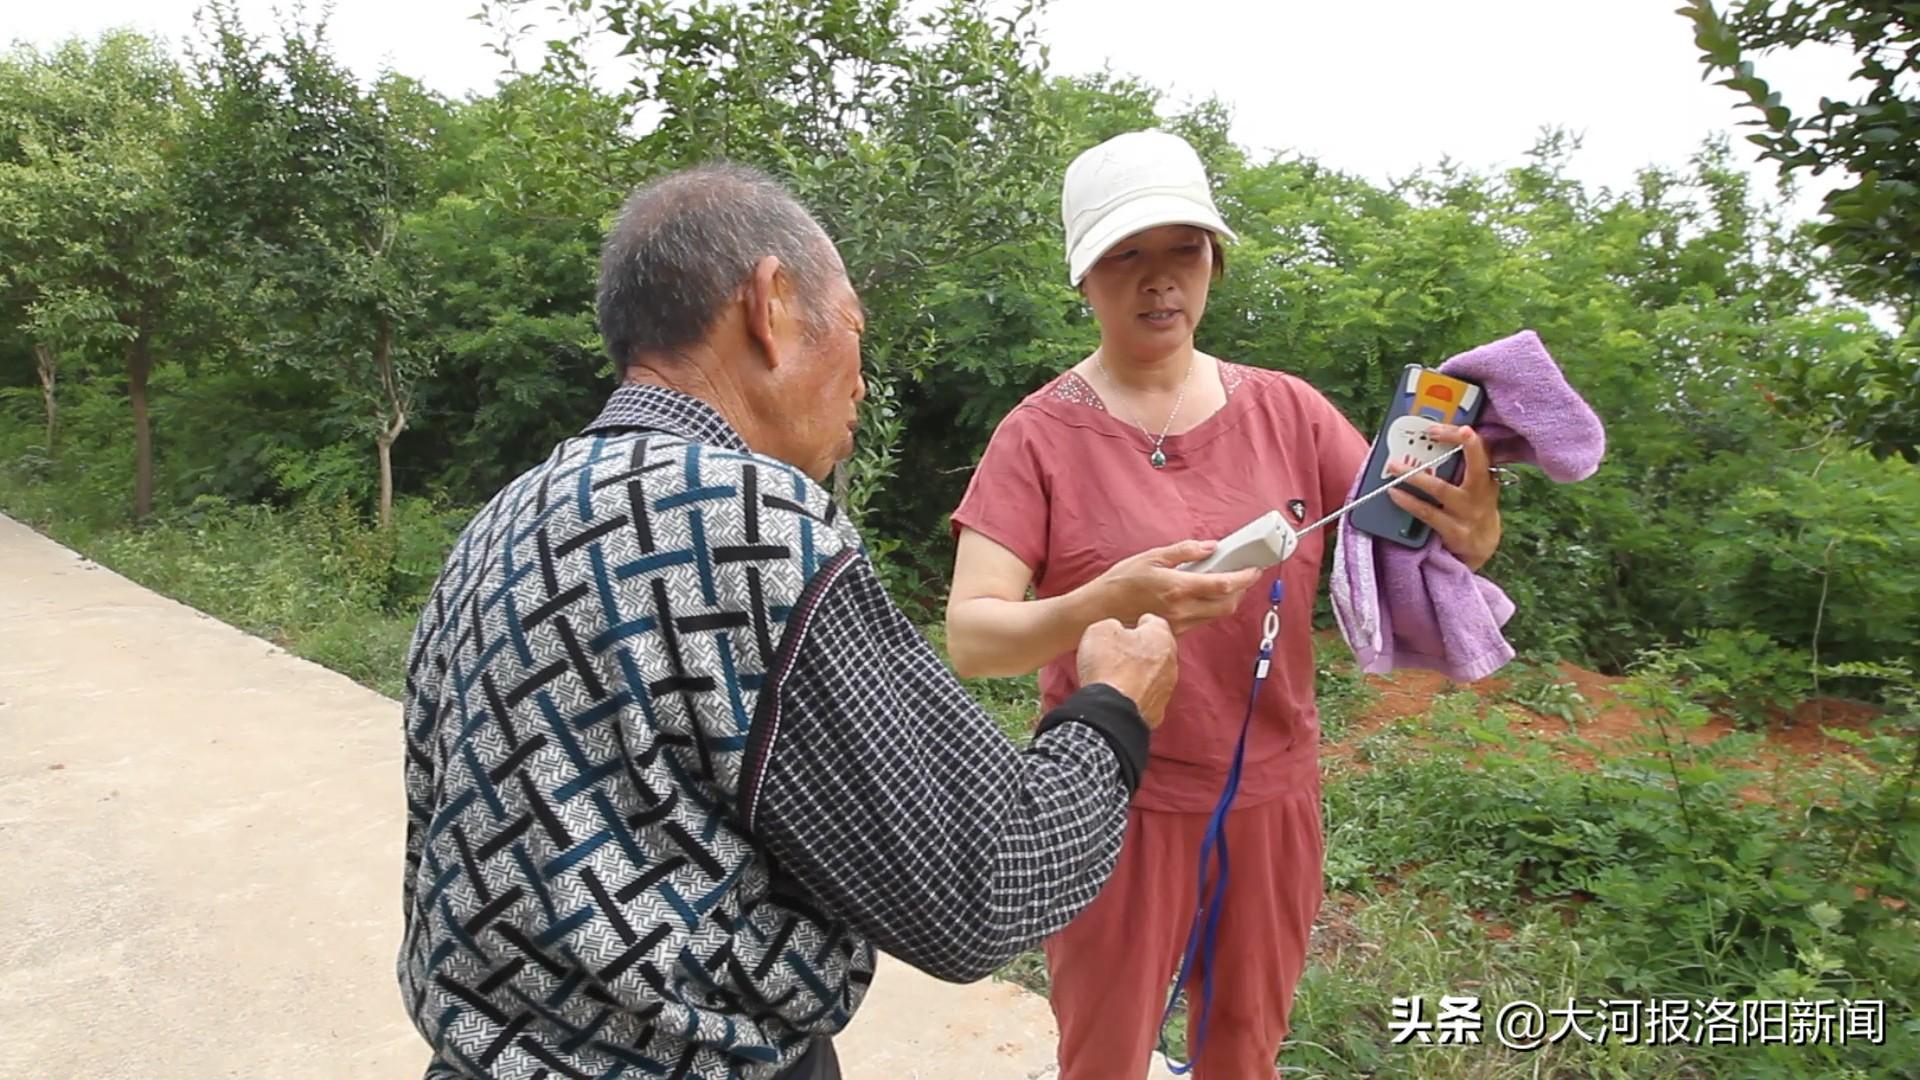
[1349,365,1486,548]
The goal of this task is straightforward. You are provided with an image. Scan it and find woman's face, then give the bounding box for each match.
[1080,224,1214,360]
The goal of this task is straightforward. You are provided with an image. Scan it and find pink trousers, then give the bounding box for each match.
[1043,782,1324,1079]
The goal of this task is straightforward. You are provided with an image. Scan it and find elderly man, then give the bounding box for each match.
[398,162,1179,1080]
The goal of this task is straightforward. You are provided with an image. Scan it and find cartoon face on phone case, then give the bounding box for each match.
[1379,415,1450,480]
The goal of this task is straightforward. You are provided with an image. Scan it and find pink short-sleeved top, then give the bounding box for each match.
[951,362,1371,813]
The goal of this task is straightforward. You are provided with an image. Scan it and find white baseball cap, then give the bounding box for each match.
[1061,129,1238,287]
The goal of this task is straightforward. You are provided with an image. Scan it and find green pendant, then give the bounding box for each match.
[1150,448,1167,469]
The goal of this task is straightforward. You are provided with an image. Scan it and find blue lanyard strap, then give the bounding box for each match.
[1155,581,1284,1074]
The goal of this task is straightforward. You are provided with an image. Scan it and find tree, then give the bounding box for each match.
[1681,0,1920,462]
[0,257,56,455]
[188,4,448,528]
[0,32,201,516]
[577,0,1064,524]
[402,60,643,503]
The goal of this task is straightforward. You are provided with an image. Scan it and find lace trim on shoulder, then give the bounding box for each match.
[1050,371,1108,411]
[1220,362,1249,398]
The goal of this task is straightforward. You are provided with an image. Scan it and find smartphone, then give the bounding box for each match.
[1349,365,1486,548]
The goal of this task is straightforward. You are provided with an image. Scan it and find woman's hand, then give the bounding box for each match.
[1091,539,1262,635]
[1385,424,1503,572]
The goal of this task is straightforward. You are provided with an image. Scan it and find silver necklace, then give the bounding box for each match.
[1095,352,1195,469]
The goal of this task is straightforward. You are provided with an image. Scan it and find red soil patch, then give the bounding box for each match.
[1324,644,1883,788]
[1467,909,1514,941]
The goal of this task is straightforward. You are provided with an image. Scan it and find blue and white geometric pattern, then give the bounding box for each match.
[400,388,870,1080]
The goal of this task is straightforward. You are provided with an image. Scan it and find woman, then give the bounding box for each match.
[944,129,1503,1078]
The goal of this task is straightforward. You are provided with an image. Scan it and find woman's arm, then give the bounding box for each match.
[945,528,1258,679]
[945,528,1111,678]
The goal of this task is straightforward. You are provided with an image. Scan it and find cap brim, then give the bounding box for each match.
[1068,193,1238,286]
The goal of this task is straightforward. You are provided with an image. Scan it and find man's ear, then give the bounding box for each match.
[742,255,788,370]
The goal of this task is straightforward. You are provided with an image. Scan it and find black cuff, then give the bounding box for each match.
[1035,683,1151,794]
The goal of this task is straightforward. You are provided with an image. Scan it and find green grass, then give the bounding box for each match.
[1494,659,1595,732]
[1288,891,1704,1079]
[1,462,457,698]
[1316,629,1381,741]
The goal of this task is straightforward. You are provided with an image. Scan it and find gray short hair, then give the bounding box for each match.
[597,163,837,370]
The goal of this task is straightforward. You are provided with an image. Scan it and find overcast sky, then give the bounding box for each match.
[11,0,1863,221]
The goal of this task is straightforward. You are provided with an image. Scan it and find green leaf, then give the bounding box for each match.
[1807,901,1844,931]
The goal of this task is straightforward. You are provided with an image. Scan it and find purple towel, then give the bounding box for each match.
[1329,330,1606,682]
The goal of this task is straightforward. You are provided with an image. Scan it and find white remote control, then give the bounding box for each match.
[1179,510,1300,573]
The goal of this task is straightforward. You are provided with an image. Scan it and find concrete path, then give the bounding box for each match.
[0,513,1175,1079]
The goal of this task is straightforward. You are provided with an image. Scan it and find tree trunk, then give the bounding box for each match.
[128,331,155,520]
[376,432,397,532]
[33,343,56,454]
[373,316,405,531]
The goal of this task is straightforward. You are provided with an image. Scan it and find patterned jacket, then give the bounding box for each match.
[399,385,1149,1079]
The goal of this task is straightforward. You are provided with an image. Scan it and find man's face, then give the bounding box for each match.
[782,270,868,483]
[1080,224,1213,358]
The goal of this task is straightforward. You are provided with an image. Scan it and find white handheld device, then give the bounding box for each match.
[1179,510,1299,573]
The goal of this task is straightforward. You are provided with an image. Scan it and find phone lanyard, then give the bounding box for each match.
[1154,579,1284,1073]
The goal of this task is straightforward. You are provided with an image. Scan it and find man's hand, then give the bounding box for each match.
[1386,424,1503,572]
[1092,540,1262,635]
[1076,614,1178,726]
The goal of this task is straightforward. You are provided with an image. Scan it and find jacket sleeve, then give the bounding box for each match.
[737,548,1149,983]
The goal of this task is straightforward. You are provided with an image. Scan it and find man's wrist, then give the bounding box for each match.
[1035,682,1150,793]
